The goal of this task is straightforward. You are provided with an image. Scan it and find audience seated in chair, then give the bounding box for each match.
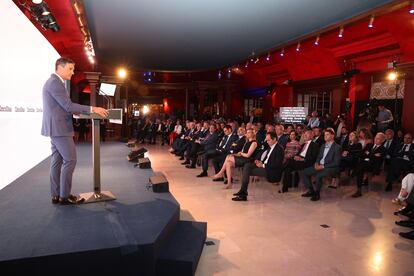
[301,128,341,201]
[232,132,284,201]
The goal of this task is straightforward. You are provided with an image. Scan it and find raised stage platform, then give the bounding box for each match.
[0,142,206,276]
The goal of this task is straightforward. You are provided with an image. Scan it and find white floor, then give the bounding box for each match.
[145,144,414,276]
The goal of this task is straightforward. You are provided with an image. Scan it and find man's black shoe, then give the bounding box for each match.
[352,190,362,198]
[394,207,413,217]
[232,195,247,201]
[233,191,248,196]
[197,171,208,177]
[395,220,414,228]
[59,196,84,205]
[301,191,314,197]
[399,230,414,240]
[51,196,59,204]
[181,160,190,165]
[185,164,196,169]
[310,193,320,201]
[213,177,224,182]
[179,156,185,160]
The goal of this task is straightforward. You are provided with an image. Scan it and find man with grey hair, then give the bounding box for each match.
[352,132,386,197]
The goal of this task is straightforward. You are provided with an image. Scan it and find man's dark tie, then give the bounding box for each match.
[401,144,407,153]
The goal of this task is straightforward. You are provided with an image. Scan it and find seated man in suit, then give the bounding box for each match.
[195,125,236,175]
[210,125,238,177]
[385,133,414,191]
[383,128,398,170]
[351,132,386,197]
[275,124,289,148]
[187,125,218,173]
[281,129,319,193]
[232,132,284,201]
[301,128,341,201]
[312,127,325,149]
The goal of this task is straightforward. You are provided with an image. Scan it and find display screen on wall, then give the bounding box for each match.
[280,107,308,124]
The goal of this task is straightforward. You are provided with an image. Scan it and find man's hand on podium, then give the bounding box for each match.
[92,107,109,118]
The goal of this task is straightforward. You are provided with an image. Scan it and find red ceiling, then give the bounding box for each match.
[240,6,414,88]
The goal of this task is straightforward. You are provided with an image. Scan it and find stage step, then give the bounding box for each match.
[156,220,207,276]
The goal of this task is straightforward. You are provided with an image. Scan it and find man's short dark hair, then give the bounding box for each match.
[55,57,75,71]
[267,131,277,140]
[324,128,335,136]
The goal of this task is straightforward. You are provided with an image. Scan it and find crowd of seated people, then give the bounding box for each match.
[129,108,414,238]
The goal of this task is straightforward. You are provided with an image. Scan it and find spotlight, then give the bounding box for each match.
[410,2,414,14]
[218,71,222,79]
[254,57,260,64]
[344,79,348,83]
[338,26,344,38]
[32,0,43,4]
[245,61,249,68]
[143,105,150,115]
[296,42,301,52]
[368,16,375,28]
[228,68,231,73]
[387,71,397,81]
[118,68,127,79]
[266,53,270,61]
[280,48,285,57]
[314,35,320,45]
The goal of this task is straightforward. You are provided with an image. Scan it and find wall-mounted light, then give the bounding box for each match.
[387,71,397,81]
[338,26,344,38]
[280,48,285,57]
[314,35,320,45]
[296,42,301,52]
[368,15,375,28]
[118,68,127,79]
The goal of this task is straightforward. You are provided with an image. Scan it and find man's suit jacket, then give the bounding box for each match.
[382,138,398,161]
[360,143,386,173]
[298,141,319,168]
[392,143,414,162]
[201,132,219,152]
[261,143,284,182]
[277,134,289,148]
[217,134,238,154]
[230,136,246,154]
[41,74,90,137]
[313,136,325,149]
[315,142,342,170]
[335,134,349,148]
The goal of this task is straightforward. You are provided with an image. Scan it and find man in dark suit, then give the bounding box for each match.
[335,126,349,148]
[204,125,238,177]
[385,133,414,191]
[275,124,288,148]
[281,130,319,192]
[352,132,386,197]
[312,127,325,149]
[41,57,108,205]
[301,128,341,201]
[228,127,246,154]
[383,129,398,169]
[195,125,219,176]
[232,132,284,201]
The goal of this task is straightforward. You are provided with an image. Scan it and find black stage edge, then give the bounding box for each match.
[0,142,206,276]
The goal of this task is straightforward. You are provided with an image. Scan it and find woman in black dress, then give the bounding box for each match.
[212,128,258,188]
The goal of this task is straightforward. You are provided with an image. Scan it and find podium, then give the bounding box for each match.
[74,109,123,203]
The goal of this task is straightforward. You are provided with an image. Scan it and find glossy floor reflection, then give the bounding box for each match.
[144,144,414,276]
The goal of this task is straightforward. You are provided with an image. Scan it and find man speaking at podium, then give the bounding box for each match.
[41,57,108,205]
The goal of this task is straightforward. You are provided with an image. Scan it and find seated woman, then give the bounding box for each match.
[212,128,258,189]
[330,131,362,188]
[283,131,301,164]
[392,173,414,205]
[340,131,362,172]
[358,128,373,151]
